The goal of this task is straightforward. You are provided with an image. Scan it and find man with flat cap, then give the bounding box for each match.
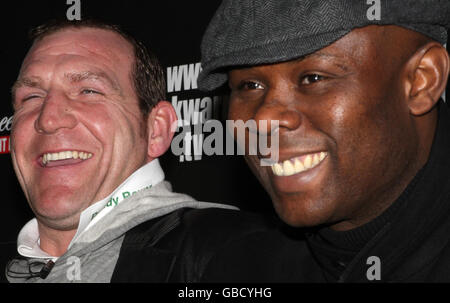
[198,0,450,282]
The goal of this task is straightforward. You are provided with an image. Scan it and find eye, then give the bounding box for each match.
[81,89,102,95]
[238,81,264,91]
[301,74,326,85]
[22,95,42,102]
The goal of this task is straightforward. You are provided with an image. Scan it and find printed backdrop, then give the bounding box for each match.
[0,1,448,270]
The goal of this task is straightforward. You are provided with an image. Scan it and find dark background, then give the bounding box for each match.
[0,0,448,281]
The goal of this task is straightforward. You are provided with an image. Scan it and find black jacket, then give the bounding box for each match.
[111,207,282,282]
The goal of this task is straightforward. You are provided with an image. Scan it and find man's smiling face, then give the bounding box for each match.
[11,27,149,230]
[228,26,432,230]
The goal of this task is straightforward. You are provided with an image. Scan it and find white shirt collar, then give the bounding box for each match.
[16,218,57,261]
[17,159,165,260]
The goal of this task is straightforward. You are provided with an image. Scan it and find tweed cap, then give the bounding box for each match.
[198,0,450,91]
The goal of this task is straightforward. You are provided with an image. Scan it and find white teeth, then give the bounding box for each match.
[313,153,320,166]
[271,163,283,176]
[304,155,312,169]
[294,158,305,173]
[271,152,328,176]
[319,151,326,161]
[283,160,295,176]
[42,150,92,166]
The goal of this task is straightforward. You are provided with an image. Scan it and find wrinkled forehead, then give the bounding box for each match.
[21,27,134,74]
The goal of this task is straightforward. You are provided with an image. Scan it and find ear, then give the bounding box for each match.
[406,42,450,116]
[146,101,178,160]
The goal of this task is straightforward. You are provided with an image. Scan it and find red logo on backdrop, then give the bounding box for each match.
[0,136,10,154]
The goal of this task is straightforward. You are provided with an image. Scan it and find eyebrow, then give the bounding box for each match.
[64,71,121,92]
[11,70,121,99]
[11,76,42,98]
[291,51,350,72]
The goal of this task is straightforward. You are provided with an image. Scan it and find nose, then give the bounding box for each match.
[253,85,302,136]
[35,91,78,134]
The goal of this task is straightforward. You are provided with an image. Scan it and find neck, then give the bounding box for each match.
[38,223,77,257]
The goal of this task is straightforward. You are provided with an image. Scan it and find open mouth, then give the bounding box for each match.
[41,150,93,167]
[271,151,327,177]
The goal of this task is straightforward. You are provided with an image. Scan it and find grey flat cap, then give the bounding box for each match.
[198,0,450,91]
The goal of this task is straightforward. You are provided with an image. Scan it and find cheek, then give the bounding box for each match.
[245,155,267,181]
[228,96,256,121]
[82,102,147,164]
[83,108,115,140]
[9,112,41,196]
[320,88,388,146]
[326,93,409,194]
[227,105,239,122]
[10,112,36,159]
[77,101,140,146]
[244,155,279,201]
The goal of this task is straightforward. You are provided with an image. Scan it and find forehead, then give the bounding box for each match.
[21,27,135,75]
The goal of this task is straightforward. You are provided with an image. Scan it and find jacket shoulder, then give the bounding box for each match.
[178,206,276,236]
[120,206,273,248]
[167,207,280,281]
[111,206,275,282]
